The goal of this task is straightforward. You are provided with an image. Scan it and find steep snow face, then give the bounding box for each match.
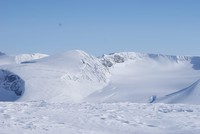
[0,70,25,101]
[1,50,110,102]
[154,79,200,104]
[86,52,200,103]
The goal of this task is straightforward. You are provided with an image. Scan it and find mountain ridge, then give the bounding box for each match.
[0,50,200,104]
[100,52,200,70]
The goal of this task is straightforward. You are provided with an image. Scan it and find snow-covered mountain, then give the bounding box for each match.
[1,50,200,104]
[87,52,200,104]
[0,50,110,102]
[0,52,48,65]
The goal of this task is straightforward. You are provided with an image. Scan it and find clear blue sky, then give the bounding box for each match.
[0,0,200,56]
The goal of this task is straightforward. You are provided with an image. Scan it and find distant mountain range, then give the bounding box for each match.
[0,50,200,104]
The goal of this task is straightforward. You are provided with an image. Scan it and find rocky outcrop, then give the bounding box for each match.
[0,70,25,101]
[0,52,5,56]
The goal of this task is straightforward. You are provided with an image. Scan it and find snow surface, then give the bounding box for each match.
[0,101,200,134]
[155,79,200,104]
[1,50,200,133]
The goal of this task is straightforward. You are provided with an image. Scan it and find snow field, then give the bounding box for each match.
[0,101,200,134]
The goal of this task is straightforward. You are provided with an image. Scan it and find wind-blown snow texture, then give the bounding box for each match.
[1,50,200,133]
[0,101,200,134]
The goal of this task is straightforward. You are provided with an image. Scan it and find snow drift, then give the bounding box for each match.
[154,79,200,104]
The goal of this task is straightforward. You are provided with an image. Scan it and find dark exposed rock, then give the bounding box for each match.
[191,57,200,70]
[114,55,125,63]
[0,70,25,99]
[100,54,125,67]
[0,52,5,56]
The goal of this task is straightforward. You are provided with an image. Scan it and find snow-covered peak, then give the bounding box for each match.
[37,50,102,71]
[0,53,48,66]
[15,53,48,64]
[1,50,110,102]
[36,50,110,84]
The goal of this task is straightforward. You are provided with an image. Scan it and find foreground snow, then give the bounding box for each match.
[0,101,200,134]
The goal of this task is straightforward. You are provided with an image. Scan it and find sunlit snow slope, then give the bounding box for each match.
[86,52,200,104]
[1,50,200,104]
[0,50,109,102]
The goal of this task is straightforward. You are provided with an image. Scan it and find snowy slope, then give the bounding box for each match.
[0,50,110,102]
[154,79,200,104]
[86,52,200,104]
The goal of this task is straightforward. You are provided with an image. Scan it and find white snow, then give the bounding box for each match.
[0,101,200,134]
[87,52,200,104]
[1,50,200,103]
[15,53,48,64]
[0,53,48,65]
[1,50,200,133]
[0,50,110,102]
[155,79,200,104]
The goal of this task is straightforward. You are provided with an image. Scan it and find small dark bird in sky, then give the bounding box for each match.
[58,23,62,27]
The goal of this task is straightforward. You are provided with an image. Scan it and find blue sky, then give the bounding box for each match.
[0,0,200,56]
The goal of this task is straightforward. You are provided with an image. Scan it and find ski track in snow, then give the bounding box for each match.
[0,101,200,134]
